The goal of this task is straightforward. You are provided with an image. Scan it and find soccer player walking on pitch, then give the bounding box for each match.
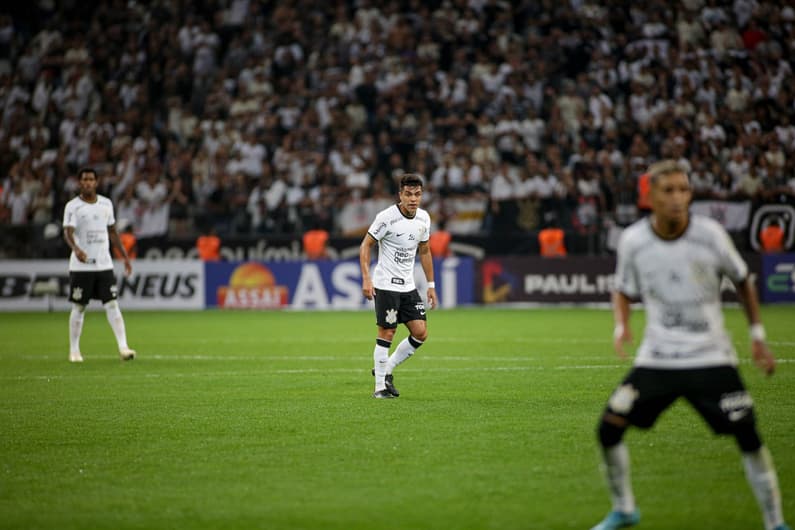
[591,160,789,530]
[63,167,136,363]
[360,173,438,398]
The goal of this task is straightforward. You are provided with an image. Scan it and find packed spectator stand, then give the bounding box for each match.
[1,0,794,258]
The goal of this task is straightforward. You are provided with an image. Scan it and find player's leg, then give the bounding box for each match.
[592,369,675,530]
[593,412,638,530]
[388,320,425,373]
[373,326,396,397]
[386,290,427,371]
[687,367,789,530]
[98,270,135,360]
[741,442,789,530]
[68,303,87,362]
[372,289,398,398]
[68,272,91,362]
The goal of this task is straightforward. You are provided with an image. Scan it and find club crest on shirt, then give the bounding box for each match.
[385,308,398,324]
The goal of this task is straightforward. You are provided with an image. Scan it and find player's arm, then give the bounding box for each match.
[108,224,133,277]
[611,290,633,359]
[359,233,376,300]
[63,226,88,263]
[733,275,775,375]
[418,240,438,309]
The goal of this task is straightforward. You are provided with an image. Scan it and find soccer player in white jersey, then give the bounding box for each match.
[63,167,136,363]
[591,160,789,530]
[360,173,438,398]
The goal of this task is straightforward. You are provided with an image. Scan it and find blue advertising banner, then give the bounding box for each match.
[204,258,475,310]
[761,253,795,303]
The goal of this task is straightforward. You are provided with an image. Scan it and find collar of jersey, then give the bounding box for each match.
[647,215,690,242]
[396,203,416,219]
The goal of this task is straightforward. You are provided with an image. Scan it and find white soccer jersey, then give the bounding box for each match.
[63,195,116,272]
[367,204,431,293]
[615,215,748,369]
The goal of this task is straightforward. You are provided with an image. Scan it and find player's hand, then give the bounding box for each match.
[362,280,374,300]
[427,287,438,309]
[751,340,775,376]
[123,258,132,277]
[613,324,632,360]
[75,249,88,263]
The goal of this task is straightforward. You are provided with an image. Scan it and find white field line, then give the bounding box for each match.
[7,352,795,363]
[2,358,793,382]
[114,336,795,347]
[1,365,622,381]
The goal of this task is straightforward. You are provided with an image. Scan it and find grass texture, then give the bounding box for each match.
[1,307,793,529]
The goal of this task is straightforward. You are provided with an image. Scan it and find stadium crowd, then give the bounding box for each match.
[1,0,795,256]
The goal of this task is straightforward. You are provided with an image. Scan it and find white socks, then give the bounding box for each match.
[386,336,423,373]
[602,443,636,514]
[599,443,785,527]
[374,336,424,391]
[104,300,129,350]
[69,304,86,353]
[743,446,785,530]
[373,339,391,391]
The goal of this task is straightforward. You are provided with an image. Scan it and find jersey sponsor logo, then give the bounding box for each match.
[372,222,387,236]
[391,278,405,285]
[608,384,639,414]
[651,349,704,359]
[385,308,398,324]
[393,249,416,265]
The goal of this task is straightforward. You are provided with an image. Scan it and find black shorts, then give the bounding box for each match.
[604,366,755,434]
[69,270,118,305]
[373,288,426,328]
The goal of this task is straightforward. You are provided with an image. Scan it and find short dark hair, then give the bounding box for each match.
[77,167,98,180]
[399,173,424,190]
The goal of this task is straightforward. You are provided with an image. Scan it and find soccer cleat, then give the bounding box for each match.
[373,389,395,399]
[69,352,83,363]
[385,373,400,397]
[590,509,640,530]
[371,369,400,397]
[119,348,136,361]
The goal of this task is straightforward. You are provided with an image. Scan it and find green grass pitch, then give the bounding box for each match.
[1,307,793,530]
